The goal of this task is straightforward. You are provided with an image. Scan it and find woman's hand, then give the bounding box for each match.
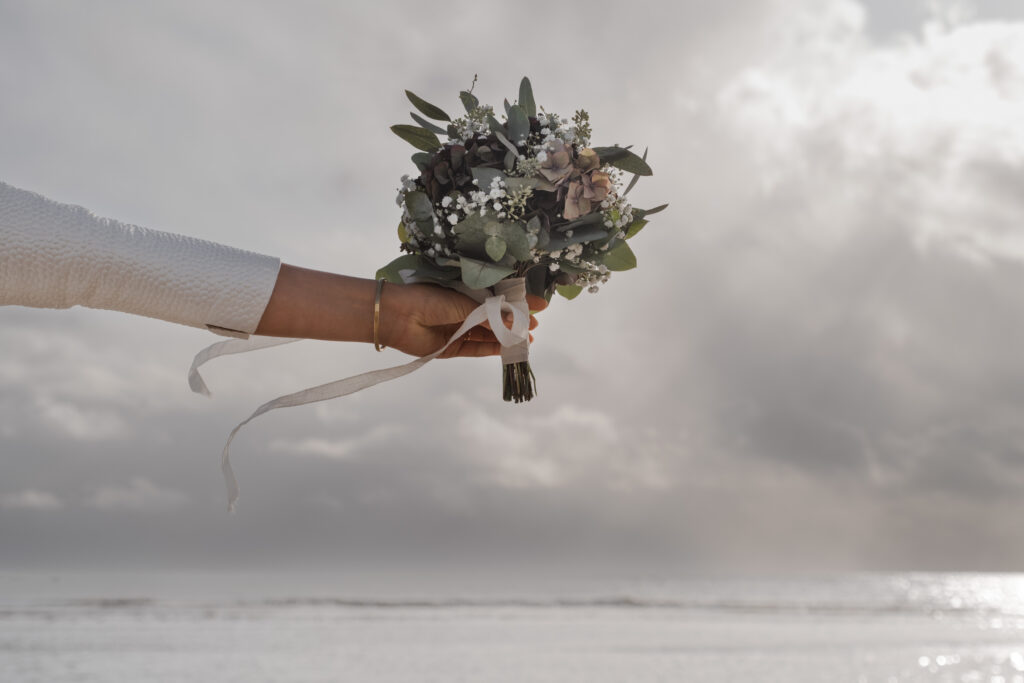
[378,281,547,359]
[255,264,547,358]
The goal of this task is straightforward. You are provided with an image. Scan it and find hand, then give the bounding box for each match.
[378,281,547,359]
[255,264,547,359]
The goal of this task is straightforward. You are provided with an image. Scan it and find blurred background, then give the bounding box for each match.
[3,0,1024,581]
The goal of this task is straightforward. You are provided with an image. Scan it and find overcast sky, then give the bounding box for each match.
[3,0,1024,577]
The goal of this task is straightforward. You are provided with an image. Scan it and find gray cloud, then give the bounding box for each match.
[2,0,1024,575]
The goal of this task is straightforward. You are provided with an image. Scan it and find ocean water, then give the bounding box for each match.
[3,571,1024,682]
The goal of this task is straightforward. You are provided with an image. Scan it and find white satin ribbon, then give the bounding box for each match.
[189,278,530,512]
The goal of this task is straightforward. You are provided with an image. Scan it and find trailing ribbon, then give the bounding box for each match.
[189,277,530,512]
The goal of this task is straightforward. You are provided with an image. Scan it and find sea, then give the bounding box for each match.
[2,571,1024,682]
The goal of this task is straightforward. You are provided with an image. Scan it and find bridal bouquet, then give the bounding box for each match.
[381,76,666,402]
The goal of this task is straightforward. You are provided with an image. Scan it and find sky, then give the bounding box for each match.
[2,0,1024,578]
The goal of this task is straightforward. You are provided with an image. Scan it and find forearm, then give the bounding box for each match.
[254,264,376,342]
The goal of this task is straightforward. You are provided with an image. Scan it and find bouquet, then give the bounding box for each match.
[380,76,666,402]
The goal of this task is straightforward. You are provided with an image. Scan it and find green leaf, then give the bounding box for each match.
[507,105,530,143]
[500,222,532,261]
[376,254,421,283]
[601,241,638,271]
[391,124,441,152]
[411,152,431,172]
[459,90,479,113]
[405,90,451,121]
[625,218,648,239]
[493,130,518,156]
[545,225,608,252]
[636,203,668,217]
[410,112,448,136]
[460,256,514,289]
[622,147,648,196]
[518,77,536,118]
[487,115,507,137]
[485,234,507,261]
[592,146,653,175]
[471,167,504,190]
[556,212,605,232]
[503,98,512,118]
[398,221,409,244]
[556,284,583,300]
[404,191,434,222]
[453,212,486,237]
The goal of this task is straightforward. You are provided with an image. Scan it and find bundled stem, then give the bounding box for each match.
[502,361,537,403]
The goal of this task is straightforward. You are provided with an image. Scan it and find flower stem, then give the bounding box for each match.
[502,361,537,403]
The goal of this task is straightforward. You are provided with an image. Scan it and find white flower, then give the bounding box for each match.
[441,196,452,208]
[549,263,559,272]
[447,214,458,225]
[536,150,548,163]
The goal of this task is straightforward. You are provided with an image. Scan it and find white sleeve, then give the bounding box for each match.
[0,181,282,337]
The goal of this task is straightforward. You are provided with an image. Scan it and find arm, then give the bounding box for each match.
[255,264,545,359]
[0,182,544,358]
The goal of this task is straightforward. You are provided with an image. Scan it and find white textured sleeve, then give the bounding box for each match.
[0,182,281,337]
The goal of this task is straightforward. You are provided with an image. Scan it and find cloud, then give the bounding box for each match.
[85,477,188,510]
[268,424,403,460]
[0,489,63,510]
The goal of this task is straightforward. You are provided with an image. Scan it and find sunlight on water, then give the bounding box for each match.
[3,572,1024,682]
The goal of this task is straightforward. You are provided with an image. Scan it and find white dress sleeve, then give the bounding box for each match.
[0,181,281,337]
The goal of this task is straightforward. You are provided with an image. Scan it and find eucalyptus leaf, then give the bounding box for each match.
[556,212,604,232]
[500,222,532,261]
[376,254,421,283]
[622,147,648,196]
[459,90,479,113]
[453,212,486,237]
[545,224,609,251]
[503,98,512,118]
[410,112,448,136]
[556,284,583,300]
[507,105,530,143]
[485,234,507,261]
[493,130,519,155]
[601,241,638,271]
[405,90,451,122]
[487,115,507,137]
[404,191,434,222]
[518,77,536,118]
[524,264,550,301]
[391,124,441,152]
[471,167,504,190]
[416,258,462,281]
[624,218,648,239]
[460,256,514,289]
[411,152,431,172]
[397,221,409,244]
[592,146,653,175]
[635,203,668,217]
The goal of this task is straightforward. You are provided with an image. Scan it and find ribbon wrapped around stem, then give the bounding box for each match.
[189,277,531,512]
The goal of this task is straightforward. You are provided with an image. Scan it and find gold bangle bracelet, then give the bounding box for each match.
[373,278,386,352]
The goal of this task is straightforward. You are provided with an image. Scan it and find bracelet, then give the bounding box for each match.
[373,278,386,352]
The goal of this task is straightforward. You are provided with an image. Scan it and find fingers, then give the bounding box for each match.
[526,294,549,313]
[444,340,502,358]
